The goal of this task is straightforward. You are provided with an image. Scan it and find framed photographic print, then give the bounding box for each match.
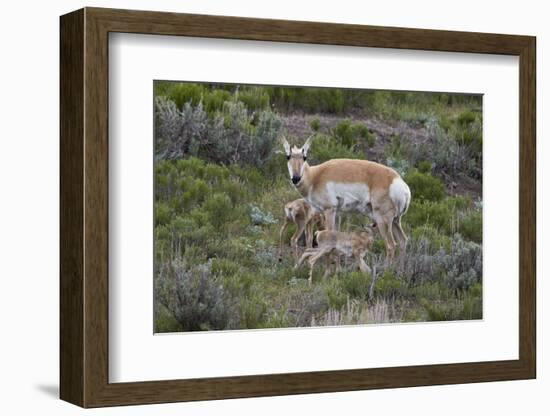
[60,7,536,408]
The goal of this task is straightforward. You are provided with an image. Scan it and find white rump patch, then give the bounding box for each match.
[389,177,411,216]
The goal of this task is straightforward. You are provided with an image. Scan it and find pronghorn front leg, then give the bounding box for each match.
[305,219,314,249]
[324,207,338,231]
[324,203,342,273]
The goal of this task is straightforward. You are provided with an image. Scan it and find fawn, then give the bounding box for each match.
[296,226,375,284]
[279,198,325,261]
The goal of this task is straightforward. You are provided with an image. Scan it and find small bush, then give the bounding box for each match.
[167,83,207,109]
[237,87,270,112]
[405,170,445,202]
[457,110,476,126]
[417,160,433,174]
[459,210,482,243]
[386,156,410,177]
[155,97,282,169]
[332,119,356,147]
[406,196,472,234]
[155,259,236,331]
[410,225,451,253]
[203,193,235,229]
[340,271,372,300]
[249,205,277,225]
[155,202,171,226]
[309,134,359,164]
[325,282,347,310]
[374,271,406,298]
[309,117,321,132]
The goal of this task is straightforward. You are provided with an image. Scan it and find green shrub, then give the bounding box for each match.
[420,299,456,321]
[459,210,482,243]
[203,89,232,114]
[461,283,483,319]
[309,117,321,131]
[238,289,269,328]
[154,303,183,332]
[237,87,270,112]
[340,271,372,300]
[211,258,241,278]
[406,197,472,234]
[417,160,433,174]
[155,202,171,226]
[168,83,207,109]
[203,193,234,228]
[333,119,356,147]
[309,134,359,163]
[457,110,476,126]
[374,271,406,298]
[269,87,345,113]
[405,170,445,202]
[155,259,236,331]
[410,225,451,253]
[324,280,347,310]
[420,283,482,321]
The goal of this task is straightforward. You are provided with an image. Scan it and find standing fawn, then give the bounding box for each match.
[296,227,375,285]
[283,136,411,263]
[279,198,325,261]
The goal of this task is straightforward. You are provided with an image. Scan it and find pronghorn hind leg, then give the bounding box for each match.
[375,217,396,265]
[392,216,408,255]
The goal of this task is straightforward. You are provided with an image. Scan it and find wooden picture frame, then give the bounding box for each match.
[60,7,536,408]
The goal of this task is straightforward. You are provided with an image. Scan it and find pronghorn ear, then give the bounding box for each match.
[282,137,291,156]
[302,135,313,156]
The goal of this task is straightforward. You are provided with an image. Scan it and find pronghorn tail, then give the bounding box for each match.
[389,177,411,217]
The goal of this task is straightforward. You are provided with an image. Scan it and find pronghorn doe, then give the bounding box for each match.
[282,136,411,263]
[278,198,325,261]
[296,227,375,285]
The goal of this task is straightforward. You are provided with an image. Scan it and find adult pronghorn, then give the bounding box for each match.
[282,136,411,262]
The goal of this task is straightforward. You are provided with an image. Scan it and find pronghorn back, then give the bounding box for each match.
[309,159,399,191]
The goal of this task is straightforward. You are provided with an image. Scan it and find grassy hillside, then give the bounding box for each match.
[153,82,483,332]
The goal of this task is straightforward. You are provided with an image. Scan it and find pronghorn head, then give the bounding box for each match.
[282,136,312,185]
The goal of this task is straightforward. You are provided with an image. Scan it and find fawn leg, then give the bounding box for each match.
[290,222,306,260]
[278,220,290,261]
